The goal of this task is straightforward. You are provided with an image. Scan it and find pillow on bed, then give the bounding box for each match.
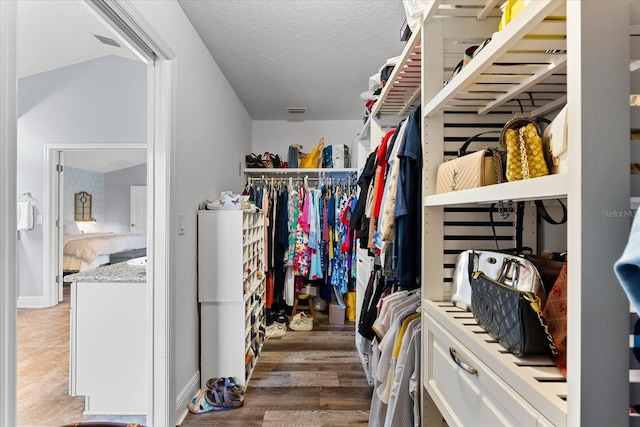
[63,220,81,235]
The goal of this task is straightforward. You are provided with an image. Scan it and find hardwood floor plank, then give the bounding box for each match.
[261,410,370,427]
[257,350,360,364]
[318,387,373,410]
[250,371,340,387]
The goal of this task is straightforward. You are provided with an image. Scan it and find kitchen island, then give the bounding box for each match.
[65,261,147,415]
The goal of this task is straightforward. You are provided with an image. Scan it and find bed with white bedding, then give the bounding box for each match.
[63,232,147,272]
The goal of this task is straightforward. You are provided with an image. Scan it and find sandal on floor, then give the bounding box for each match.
[205,376,244,394]
[204,388,245,411]
[188,389,217,414]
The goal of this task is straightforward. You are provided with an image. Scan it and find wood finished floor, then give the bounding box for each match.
[180,314,373,427]
[17,286,146,427]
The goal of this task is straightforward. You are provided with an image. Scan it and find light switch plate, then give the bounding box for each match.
[178,213,185,235]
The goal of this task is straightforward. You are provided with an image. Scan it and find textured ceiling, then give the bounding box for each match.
[177,0,407,121]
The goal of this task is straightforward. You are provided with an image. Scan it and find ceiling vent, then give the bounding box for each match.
[94,34,121,48]
[109,160,132,167]
[287,107,307,114]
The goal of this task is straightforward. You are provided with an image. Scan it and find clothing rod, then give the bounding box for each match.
[248,177,355,183]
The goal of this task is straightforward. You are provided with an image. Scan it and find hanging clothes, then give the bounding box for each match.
[246,175,359,309]
[394,104,422,290]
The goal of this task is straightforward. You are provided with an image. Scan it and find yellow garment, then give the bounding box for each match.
[346,291,357,322]
[393,312,421,359]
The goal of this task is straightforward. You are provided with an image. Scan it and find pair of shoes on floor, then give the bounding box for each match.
[265,321,287,338]
[188,377,245,414]
[188,387,244,413]
[205,376,243,394]
[289,312,313,331]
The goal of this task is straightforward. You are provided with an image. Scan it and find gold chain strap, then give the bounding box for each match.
[518,127,531,180]
[490,149,512,219]
[524,294,559,356]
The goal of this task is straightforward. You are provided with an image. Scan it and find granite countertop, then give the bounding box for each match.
[65,261,147,283]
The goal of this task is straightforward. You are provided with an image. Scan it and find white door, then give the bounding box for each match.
[130,186,147,235]
[56,151,64,302]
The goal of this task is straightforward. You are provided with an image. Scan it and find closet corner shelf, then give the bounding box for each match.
[370,24,422,118]
[424,173,567,207]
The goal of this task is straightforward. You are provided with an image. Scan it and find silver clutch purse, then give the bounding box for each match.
[451,249,547,311]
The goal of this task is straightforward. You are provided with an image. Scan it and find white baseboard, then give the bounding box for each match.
[17,296,45,308]
[175,370,200,425]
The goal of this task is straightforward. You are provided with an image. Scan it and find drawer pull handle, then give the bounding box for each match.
[449,347,477,375]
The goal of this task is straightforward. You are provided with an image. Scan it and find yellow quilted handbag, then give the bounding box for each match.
[501,118,549,181]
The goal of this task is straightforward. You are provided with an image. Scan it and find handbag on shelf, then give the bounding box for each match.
[288,144,305,168]
[299,137,324,168]
[501,117,549,181]
[542,264,568,377]
[470,271,557,357]
[543,105,568,174]
[451,249,547,311]
[435,131,505,194]
[322,144,350,169]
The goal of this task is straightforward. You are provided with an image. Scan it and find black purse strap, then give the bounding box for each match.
[535,199,567,225]
[459,130,502,157]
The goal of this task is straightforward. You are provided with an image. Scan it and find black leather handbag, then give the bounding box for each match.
[470,271,557,357]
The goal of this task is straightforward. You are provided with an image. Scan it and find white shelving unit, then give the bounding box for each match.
[197,209,266,388]
[415,1,632,426]
[245,167,358,176]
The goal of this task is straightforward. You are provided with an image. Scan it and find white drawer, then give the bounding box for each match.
[426,313,545,427]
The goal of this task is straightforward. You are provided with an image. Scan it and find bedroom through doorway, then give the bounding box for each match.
[45,145,148,303]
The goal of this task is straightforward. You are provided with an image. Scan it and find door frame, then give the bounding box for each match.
[1,1,177,425]
[43,143,147,306]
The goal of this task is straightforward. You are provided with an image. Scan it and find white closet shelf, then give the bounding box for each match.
[245,168,357,175]
[423,0,503,22]
[423,0,567,118]
[424,173,567,206]
[370,24,422,117]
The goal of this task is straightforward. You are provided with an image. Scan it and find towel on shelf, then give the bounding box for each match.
[17,200,34,231]
[615,213,640,312]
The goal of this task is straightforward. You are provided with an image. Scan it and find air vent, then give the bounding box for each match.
[94,34,121,48]
[287,107,307,114]
[109,160,132,167]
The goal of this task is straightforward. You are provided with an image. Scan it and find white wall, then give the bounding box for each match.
[130,1,253,422]
[17,55,146,298]
[104,164,147,233]
[252,120,363,166]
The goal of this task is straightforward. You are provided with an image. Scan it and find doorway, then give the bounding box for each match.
[1,1,176,426]
[44,144,147,305]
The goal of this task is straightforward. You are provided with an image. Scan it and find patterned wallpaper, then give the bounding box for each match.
[64,167,104,230]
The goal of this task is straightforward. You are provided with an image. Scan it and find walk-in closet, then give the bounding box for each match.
[5,1,640,427]
[185,1,639,425]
